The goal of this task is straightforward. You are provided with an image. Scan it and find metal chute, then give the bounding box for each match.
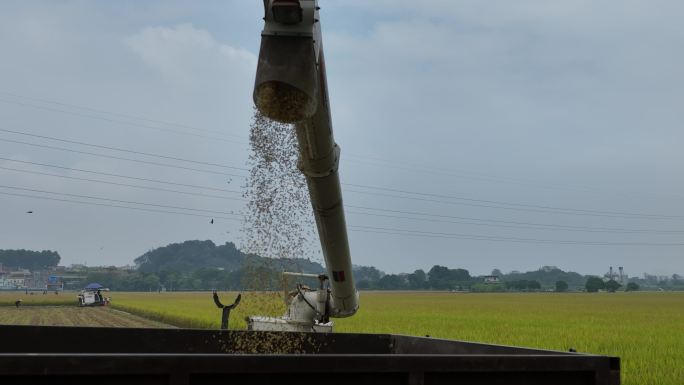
[248,0,358,332]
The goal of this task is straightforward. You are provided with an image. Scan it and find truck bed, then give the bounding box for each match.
[0,325,619,385]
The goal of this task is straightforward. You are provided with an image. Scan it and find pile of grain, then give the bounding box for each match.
[211,330,322,354]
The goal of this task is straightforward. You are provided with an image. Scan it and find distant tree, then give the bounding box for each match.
[353,266,384,283]
[555,280,568,292]
[428,265,472,290]
[585,277,606,292]
[503,266,585,290]
[451,268,471,282]
[471,283,505,292]
[134,240,325,276]
[377,274,407,290]
[428,265,453,290]
[193,268,230,290]
[625,282,640,292]
[505,280,541,291]
[162,271,180,291]
[605,279,622,293]
[0,249,61,270]
[491,268,502,277]
[143,274,161,291]
[407,269,427,289]
[356,280,372,290]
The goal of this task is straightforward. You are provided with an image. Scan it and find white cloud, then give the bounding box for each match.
[125,23,256,86]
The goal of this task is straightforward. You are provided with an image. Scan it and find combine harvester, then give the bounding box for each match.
[77,283,109,307]
[0,2,619,384]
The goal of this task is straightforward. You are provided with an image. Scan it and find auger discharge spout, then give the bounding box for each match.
[252,0,358,323]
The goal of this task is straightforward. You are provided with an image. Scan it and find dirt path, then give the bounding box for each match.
[0,306,174,328]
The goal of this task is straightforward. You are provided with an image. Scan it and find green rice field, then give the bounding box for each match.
[112,291,683,385]
[1,291,682,384]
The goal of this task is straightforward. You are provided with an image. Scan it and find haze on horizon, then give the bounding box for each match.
[0,1,682,277]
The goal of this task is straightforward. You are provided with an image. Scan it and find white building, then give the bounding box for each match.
[5,278,25,288]
[484,275,500,283]
[0,277,12,289]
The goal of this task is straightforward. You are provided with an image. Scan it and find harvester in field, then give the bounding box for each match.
[77,282,109,306]
[245,0,358,332]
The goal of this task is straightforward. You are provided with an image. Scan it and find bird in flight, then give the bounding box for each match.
[26,211,33,214]
[210,219,214,224]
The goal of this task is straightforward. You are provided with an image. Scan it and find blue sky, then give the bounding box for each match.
[0,1,682,276]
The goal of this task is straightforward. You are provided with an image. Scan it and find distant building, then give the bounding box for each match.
[0,269,18,289]
[10,269,31,277]
[67,264,87,272]
[484,275,500,284]
[46,275,64,291]
[6,278,26,288]
[0,272,11,289]
[604,266,628,285]
[7,269,31,289]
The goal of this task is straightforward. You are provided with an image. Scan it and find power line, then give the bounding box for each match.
[344,155,587,190]
[1,123,680,220]
[2,91,592,196]
[0,138,247,178]
[0,128,248,171]
[3,183,682,247]
[0,190,241,222]
[0,98,247,145]
[347,203,684,232]
[344,157,539,185]
[3,91,682,204]
[0,185,243,217]
[0,90,651,199]
[2,157,679,234]
[0,166,246,202]
[4,133,678,220]
[345,155,684,202]
[2,90,552,189]
[0,90,247,140]
[345,209,684,235]
[344,187,684,220]
[1,122,680,219]
[0,157,243,195]
[348,225,684,246]
[346,183,684,219]
[3,149,684,234]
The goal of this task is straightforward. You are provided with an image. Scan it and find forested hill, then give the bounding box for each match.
[0,249,60,270]
[134,240,324,274]
[503,266,586,288]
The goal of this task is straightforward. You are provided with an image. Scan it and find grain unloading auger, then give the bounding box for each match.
[246,0,359,332]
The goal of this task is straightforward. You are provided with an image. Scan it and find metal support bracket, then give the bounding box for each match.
[212,291,241,330]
